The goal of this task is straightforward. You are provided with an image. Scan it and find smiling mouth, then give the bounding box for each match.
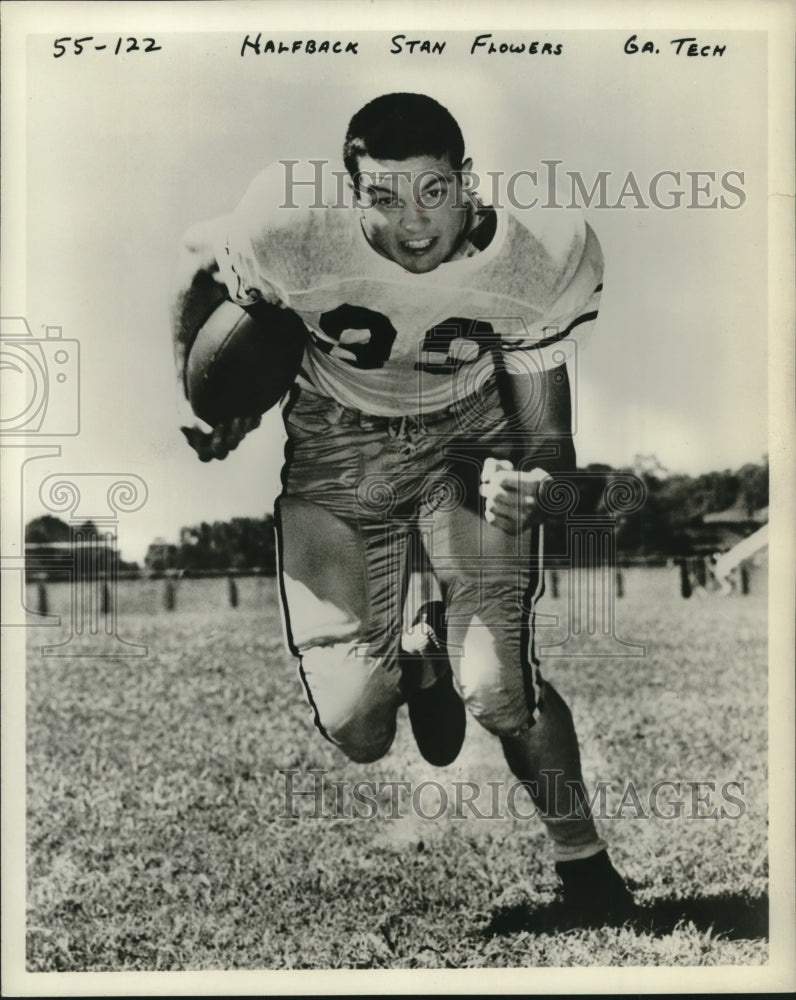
[401,237,436,254]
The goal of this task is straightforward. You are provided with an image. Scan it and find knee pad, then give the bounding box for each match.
[461,684,534,738]
[298,642,402,764]
[322,711,397,764]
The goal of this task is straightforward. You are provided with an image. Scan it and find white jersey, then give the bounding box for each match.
[217,162,603,416]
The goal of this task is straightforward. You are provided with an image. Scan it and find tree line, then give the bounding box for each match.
[548,456,769,562]
[25,456,768,577]
[144,517,278,575]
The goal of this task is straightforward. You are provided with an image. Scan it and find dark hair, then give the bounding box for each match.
[343,92,465,179]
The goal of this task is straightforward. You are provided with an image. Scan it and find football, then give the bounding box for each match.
[184,299,308,426]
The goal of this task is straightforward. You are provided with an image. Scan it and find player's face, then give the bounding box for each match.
[354,154,473,274]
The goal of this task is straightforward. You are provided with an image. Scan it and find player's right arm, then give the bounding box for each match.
[171,164,306,460]
[172,166,291,366]
[171,216,260,461]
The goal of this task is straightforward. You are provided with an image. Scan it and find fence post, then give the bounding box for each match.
[37,581,49,615]
[679,559,692,599]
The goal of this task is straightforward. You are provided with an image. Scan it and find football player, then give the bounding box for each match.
[172,92,635,925]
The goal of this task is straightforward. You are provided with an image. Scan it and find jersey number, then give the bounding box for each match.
[415,317,499,372]
[317,305,397,370]
[316,306,498,373]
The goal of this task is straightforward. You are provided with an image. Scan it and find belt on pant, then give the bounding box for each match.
[294,387,468,432]
[352,404,459,433]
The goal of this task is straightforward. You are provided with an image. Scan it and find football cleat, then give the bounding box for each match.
[555,850,638,927]
[401,601,466,767]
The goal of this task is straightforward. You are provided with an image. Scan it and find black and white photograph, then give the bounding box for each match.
[1,1,794,995]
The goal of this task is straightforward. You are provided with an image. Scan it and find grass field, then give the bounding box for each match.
[24,567,768,971]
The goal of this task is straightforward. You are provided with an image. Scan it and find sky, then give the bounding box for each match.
[4,14,775,563]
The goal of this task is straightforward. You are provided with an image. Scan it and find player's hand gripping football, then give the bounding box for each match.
[180,415,261,462]
[480,458,553,534]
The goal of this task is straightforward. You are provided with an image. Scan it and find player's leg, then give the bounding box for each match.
[277,495,406,763]
[276,390,410,764]
[400,547,466,767]
[424,414,633,883]
[430,492,634,919]
[428,430,635,919]
[427,471,602,846]
[498,673,636,923]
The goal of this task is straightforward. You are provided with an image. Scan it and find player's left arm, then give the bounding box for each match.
[481,217,602,534]
[481,361,576,534]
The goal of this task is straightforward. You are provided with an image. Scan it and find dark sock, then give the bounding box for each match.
[555,849,617,884]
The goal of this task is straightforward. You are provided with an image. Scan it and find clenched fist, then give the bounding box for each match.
[480,457,553,534]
